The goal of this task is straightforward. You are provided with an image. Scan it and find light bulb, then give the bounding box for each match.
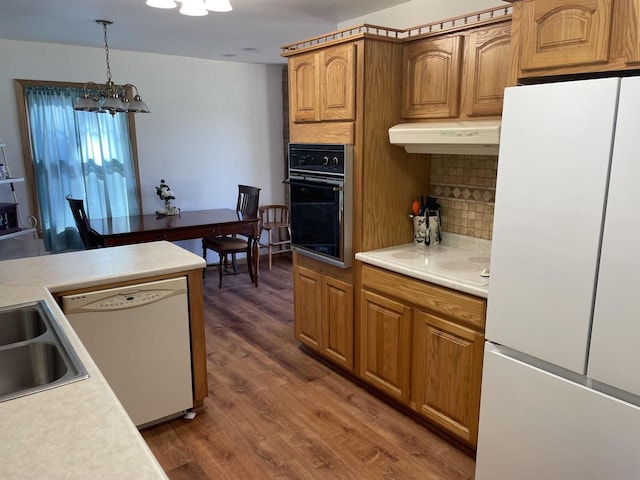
[179,0,208,16]
[146,0,178,9]
[204,0,232,12]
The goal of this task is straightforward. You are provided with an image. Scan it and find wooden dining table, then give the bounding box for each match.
[89,208,261,282]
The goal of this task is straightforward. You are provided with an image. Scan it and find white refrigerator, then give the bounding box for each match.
[475,77,640,479]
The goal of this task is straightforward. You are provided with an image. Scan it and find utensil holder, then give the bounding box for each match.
[426,211,441,246]
[412,215,428,245]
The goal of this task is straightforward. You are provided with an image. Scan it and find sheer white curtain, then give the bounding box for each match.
[24,85,140,252]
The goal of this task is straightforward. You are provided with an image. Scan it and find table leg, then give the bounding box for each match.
[252,234,260,287]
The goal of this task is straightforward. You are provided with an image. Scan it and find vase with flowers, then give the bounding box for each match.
[155,179,180,216]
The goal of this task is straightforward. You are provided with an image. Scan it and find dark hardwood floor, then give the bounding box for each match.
[141,255,476,479]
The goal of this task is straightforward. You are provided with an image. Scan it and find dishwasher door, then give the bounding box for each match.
[62,277,193,428]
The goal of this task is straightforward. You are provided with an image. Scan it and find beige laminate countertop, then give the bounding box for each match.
[1,240,205,291]
[355,234,491,298]
[0,241,206,480]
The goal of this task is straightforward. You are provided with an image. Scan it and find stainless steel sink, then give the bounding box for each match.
[0,305,47,346]
[0,301,89,403]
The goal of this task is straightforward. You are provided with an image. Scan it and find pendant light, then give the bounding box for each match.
[179,0,208,16]
[145,0,177,7]
[74,20,150,116]
[146,0,233,15]
[204,0,232,12]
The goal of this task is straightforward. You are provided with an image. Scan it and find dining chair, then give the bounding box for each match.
[258,204,291,270]
[65,195,101,249]
[202,184,261,288]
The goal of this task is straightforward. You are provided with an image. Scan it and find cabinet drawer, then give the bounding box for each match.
[361,264,486,329]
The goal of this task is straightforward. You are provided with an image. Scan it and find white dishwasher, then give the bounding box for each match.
[62,277,193,428]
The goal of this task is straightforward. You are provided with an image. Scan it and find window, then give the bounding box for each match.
[15,80,141,252]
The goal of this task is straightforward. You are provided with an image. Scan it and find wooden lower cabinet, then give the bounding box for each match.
[359,290,412,403]
[322,275,354,368]
[294,264,323,351]
[358,263,485,447]
[294,263,354,371]
[411,310,484,446]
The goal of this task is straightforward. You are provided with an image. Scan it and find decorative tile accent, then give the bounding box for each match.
[429,154,498,240]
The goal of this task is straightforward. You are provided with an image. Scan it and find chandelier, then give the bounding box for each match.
[146,0,233,16]
[74,20,150,116]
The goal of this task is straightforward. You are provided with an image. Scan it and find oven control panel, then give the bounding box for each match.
[288,143,350,177]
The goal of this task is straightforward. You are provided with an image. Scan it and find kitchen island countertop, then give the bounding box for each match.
[1,240,205,291]
[0,241,206,479]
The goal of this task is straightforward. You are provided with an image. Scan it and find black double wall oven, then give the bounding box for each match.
[286,143,353,268]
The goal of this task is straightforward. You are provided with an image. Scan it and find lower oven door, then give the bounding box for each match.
[288,177,348,267]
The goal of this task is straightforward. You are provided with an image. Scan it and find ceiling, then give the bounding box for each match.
[0,0,411,65]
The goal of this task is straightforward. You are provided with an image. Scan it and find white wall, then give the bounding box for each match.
[0,39,284,257]
[338,0,507,29]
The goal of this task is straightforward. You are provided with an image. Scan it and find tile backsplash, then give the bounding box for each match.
[430,154,497,240]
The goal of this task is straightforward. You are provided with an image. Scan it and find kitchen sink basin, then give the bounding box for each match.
[0,301,89,403]
[0,343,68,396]
[0,305,47,346]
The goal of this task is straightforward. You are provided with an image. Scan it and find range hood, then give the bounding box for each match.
[389,120,501,155]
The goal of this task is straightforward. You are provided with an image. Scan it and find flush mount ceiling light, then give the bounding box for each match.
[74,20,150,116]
[145,0,233,16]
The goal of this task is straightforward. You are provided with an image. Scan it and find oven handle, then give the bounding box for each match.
[283,179,343,192]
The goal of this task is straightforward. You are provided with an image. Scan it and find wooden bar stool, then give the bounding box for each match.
[258,205,291,270]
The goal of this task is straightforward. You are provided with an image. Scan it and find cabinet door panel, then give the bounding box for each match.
[290,52,320,122]
[402,36,462,119]
[519,0,613,71]
[618,0,640,65]
[461,24,512,117]
[320,44,356,121]
[293,265,322,350]
[359,290,411,402]
[322,276,354,370]
[412,310,484,445]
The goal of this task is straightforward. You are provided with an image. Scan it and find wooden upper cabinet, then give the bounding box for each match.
[518,0,613,71]
[289,52,320,122]
[402,36,463,119]
[461,24,512,118]
[320,44,356,121]
[519,0,613,72]
[508,0,640,78]
[289,43,356,123]
[615,0,640,66]
[402,23,512,120]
